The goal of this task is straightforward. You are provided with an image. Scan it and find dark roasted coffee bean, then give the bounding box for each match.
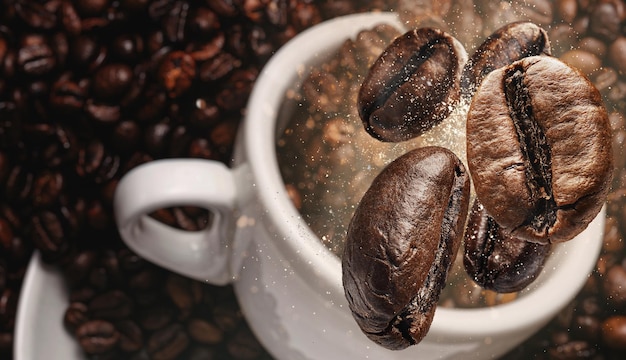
[466,56,613,244]
[187,318,223,345]
[158,50,195,98]
[64,302,90,331]
[215,68,257,112]
[342,146,470,350]
[88,290,133,320]
[357,28,467,142]
[165,273,194,311]
[571,314,601,342]
[31,170,63,208]
[92,63,134,100]
[212,304,242,333]
[111,33,144,61]
[559,49,602,77]
[76,320,120,355]
[289,1,322,31]
[85,99,121,125]
[146,323,189,360]
[609,36,626,75]
[30,210,70,261]
[139,304,174,331]
[116,320,143,353]
[62,250,98,287]
[75,0,110,16]
[162,1,189,43]
[188,31,224,62]
[602,316,626,350]
[59,1,81,36]
[50,79,87,112]
[463,199,551,293]
[548,340,596,359]
[187,7,220,37]
[461,21,551,97]
[17,34,56,76]
[0,288,17,328]
[589,1,622,42]
[227,325,264,360]
[76,140,120,184]
[110,120,141,154]
[199,52,241,83]
[14,0,57,29]
[603,264,626,307]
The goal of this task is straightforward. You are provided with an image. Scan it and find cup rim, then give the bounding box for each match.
[242,11,604,339]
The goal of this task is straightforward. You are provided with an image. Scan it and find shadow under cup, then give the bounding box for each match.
[239,11,605,359]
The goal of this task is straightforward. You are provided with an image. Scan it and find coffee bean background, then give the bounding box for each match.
[1,0,626,359]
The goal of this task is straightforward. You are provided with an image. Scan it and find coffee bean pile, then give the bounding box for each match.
[2,0,626,359]
[0,0,401,359]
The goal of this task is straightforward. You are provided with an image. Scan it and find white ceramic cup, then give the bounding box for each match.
[111,12,605,360]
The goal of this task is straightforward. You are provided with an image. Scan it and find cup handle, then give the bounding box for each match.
[114,159,238,285]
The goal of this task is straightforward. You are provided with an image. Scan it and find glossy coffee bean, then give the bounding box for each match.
[467,56,613,244]
[76,320,120,355]
[342,146,470,349]
[115,320,143,353]
[463,200,551,293]
[357,28,467,142]
[88,290,133,320]
[146,323,189,360]
[603,264,626,307]
[602,316,626,350]
[461,21,551,97]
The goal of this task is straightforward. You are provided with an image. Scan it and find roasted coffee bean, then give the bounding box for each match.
[146,323,189,360]
[92,63,134,101]
[609,36,626,75]
[463,200,551,293]
[76,140,120,184]
[115,320,143,353]
[76,320,120,355]
[62,250,98,287]
[187,318,223,345]
[139,304,174,332]
[342,146,470,350]
[49,79,86,113]
[466,56,613,244]
[588,1,622,42]
[603,264,626,307]
[548,340,597,359]
[31,170,63,208]
[0,288,17,328]
[14,0,58,29]
[461,21,551,97]
[59,1,81,36]
[30,210,70,261]
[227,324,264,360]
[158,50,196,98]
[358,28,467,142]
[602,315,626,350]
[89,290,133,320]
[64,302,90,331]
[85,100,121,124]
[17,34,56,76]
[559,49,602,76]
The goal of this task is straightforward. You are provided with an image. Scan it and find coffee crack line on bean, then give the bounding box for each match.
[365,37,442,127]
[503,63,557,233]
